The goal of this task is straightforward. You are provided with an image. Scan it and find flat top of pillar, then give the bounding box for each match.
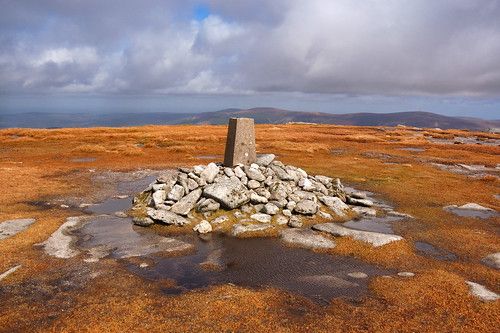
[229,117,254,122]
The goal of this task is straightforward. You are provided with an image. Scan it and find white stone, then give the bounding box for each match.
[481,253,500,270]
[263,203,279,215]
[193,220,212,234]
[466,281,499,302]
[250,213,272,223]
[0,218,36,240]
[200,162,219,183]
[280,229,336,249]
[313,223,403,247]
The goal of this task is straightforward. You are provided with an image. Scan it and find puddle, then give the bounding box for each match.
[71,157,97,163]
[195,155,223,160]
[415,241,457,261]
[398,147,425,152]
[428,136,500,146]
[85,197,131,214]
[444,206,497,219]
[127,235,391,304]
[342,215,403,234]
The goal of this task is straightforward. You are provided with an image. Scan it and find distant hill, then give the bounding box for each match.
[175,107,500,130]
[1,107,499,130]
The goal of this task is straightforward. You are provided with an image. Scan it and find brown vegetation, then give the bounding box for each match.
[0,124,499,332]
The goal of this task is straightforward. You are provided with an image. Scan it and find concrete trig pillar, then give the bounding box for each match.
[224,118,256,167]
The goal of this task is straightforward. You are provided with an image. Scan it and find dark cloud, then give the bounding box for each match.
[1,0,499,96]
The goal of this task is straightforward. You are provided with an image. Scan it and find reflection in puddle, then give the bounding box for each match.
[415,241,457,261]
[342,215,403,234]
[128,235,391,304]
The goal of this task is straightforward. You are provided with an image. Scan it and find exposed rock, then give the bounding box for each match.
[318,211,333,219]
[456,203,495,211]
[212,215,229,224]
[200,162,219,183]
[251,213,272,223]
[187,178,199,191]
[347,197,374,207]
[262,203,279,215]
[315,175,332,186]
[203,178,249,209]
[245,166,266,182]
[255,154,275,166]
[232,223,273,237]
[280,229,336,249]
[270,164,293,181]
[147,209,190,226]
[313,223,403,247]
[196,198,220,213]
[234,166,245,178]
[224,167,235,177]
[348,272,368,279]
[397,272,415,277]
[319,196,349,216]
[167,184,185,201]
[282,209,292,217]
[466,281,499,302]
[299,178,315,191]
[0,265,22,281]
[170,189,202,216]
[0,218,36,240]
[152,190,166,206]
[293,199,318,215]
[276,215,289,225]
[481,253,500,269]
[40,216,86,258]
[250,192,268,204]
[193,220,212,234]
[352,206,377,216]
[288,216,303,228]
[132,216,154,227]
[247,179,261,189]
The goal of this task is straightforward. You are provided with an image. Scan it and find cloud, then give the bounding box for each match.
[1,0,499,97]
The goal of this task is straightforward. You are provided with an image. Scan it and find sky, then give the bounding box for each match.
[1,0,500,119]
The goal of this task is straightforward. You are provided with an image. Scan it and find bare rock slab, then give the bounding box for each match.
[312,223,403,247]
[203,178,249,209]
[170,189,202,215]
[466,281,499,302]
[0,218,36,240]
[231,223,273,237]
[280,229,336,250]
[481,253,500,270]
[147,209,190,226]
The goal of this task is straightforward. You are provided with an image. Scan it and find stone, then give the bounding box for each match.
[319,196,349,216]
[114,211,128,218]
[282,209,292,217]
[234,166,246,178]
[315,175,332,186]
[318,211,333,219]
[187,178,199,191]
[250,192,268,204]
[263,203,279,215]
[288,216,303,228]
[255,154,275,166]
[132,216,155,227]
[347,197,374,207]
[224,118,256,166]
[224,167,235,177]
[152,190,166,206]
[196,198,220,213]
[276,215,289,225]
[270,164,293,181]
[212,215,229,224]
[299,178,315,191]
[203,178,249,209]
[457,203,495,211]
[352,206,377,216]
[39,216,86,258]
[170,189,202,215]
[193,165,205,175]
[251,213,272,223]
[466,281,499,302]
[232,223,273,237]
[280,229,336,249]
[350,191,368,199]
[200,162,219,183]
[247,179,261,189]
[244,166,266,182]
[348,272,368,279]
[147,209,190,226]
[293,199,318,215]
[0,218,36,240]
[397,272,415,277]
[0,265,22,281]
[152,183,166,191]
[481,253,500,269]
[193,220,212,234]
[312,223,403,247]
[167,184,185,201]
[286,201,297,211]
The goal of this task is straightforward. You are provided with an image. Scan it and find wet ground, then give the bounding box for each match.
[66,173,394,304]
[414,241,457,261]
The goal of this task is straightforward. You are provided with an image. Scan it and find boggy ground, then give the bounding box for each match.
[0,124,499,332]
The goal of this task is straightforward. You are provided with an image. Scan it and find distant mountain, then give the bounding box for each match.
[1,108,499,130]
[175,107,500,130]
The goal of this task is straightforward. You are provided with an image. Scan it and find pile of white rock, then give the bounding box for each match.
[132,154,373,234]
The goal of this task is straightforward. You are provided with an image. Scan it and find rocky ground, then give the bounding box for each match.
[0,124,499,332]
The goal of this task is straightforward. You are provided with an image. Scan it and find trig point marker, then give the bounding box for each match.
[224,118,256,167]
